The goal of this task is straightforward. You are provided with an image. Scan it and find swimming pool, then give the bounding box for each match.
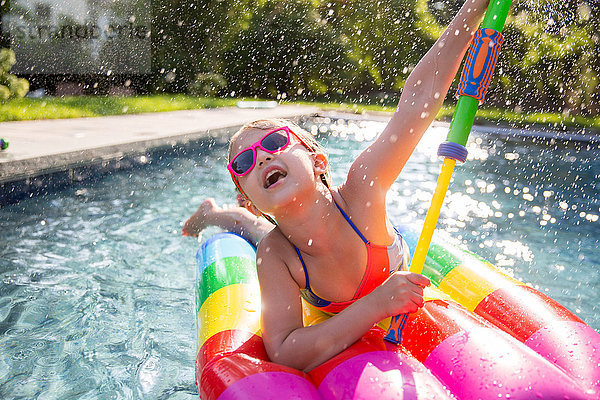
[1,118,598,399]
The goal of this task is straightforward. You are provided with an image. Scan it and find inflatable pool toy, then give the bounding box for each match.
[194,227,600,400]
[236,101,278,109]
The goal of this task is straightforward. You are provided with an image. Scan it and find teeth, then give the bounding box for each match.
[266,170,278,181]
[264,169,286,188]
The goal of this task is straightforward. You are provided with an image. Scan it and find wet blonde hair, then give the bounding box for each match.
[228,119,332,190]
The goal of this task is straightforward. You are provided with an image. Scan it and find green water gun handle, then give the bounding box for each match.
[447,0,511,147]
[384,0,512,345]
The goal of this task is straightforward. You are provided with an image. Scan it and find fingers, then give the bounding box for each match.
[181,198,218,238]
[378,272,430,315]
[410,284,424,298]
[402,293,423,313]
[409,291,425,308]
[181,224,198,237]
[406,274,428,312]
[405,302,420,314]
[405,272,431,287]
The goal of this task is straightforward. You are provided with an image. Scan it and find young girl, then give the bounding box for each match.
[184,0,490,372]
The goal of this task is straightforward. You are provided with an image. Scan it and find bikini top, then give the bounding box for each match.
[294,200,406,313]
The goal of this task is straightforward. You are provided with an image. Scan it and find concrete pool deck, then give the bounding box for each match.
[0,104,321,183]
[0,105,324,203]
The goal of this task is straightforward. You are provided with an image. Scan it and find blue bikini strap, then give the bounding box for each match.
[294,199,367,293]
[294,246,311,290]
[333,200,368,244]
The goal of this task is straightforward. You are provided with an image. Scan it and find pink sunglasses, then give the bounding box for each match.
[227,126,313,177]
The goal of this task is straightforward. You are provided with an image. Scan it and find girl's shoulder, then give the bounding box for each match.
[256,227,306,289]
[257,226,291,256]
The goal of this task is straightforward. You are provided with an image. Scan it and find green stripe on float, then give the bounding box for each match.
[421,243,462,286]
[196,256,257,312]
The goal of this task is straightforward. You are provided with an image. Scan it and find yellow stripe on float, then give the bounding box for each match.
[197,283,262,349]
[438,262,525,311]
[302,300,332,327]
[424,285,453,302]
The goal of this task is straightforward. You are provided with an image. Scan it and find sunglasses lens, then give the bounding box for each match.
[261,129,289,152]
[230,149,255,175]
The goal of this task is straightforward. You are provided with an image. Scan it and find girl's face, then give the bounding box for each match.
[230,127,322,214]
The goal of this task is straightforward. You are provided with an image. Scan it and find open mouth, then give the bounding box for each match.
[264,169,287,188]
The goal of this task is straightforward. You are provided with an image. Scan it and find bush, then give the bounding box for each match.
[188,73,227,96]
[0,49,29,101]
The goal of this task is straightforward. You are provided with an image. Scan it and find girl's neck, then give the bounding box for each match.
[273,187,341,254]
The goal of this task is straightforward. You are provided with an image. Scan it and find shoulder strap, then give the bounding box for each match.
[332,200,368,244]
[294,246,311,290]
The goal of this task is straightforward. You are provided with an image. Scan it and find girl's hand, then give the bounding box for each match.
[367,272,431,319]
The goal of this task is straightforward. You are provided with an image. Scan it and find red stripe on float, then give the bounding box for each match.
[400,300,465,363]
[199,353,311,400]
[196,329,269,397]
[197,329,268,370]
[473,285,583,342]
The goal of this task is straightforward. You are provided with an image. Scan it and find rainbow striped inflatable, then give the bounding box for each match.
[195,228,600,399]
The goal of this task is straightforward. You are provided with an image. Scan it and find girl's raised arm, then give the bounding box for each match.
[344,0,490,197]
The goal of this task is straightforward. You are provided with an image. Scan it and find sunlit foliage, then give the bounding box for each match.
[421,0,599,117]
[1,0,598,117]
[221,0,354,99]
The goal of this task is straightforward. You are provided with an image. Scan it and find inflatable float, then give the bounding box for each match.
[194,227,600,400]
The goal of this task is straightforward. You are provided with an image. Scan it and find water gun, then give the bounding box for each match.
[385,0,512,344]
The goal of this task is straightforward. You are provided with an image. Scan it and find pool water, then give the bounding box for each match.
[1,119,598,399]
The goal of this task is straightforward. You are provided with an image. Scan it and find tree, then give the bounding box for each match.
[221,0,354,99]
[322,0,429,96]
[414,0,600,117]
[151,0,252,92]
